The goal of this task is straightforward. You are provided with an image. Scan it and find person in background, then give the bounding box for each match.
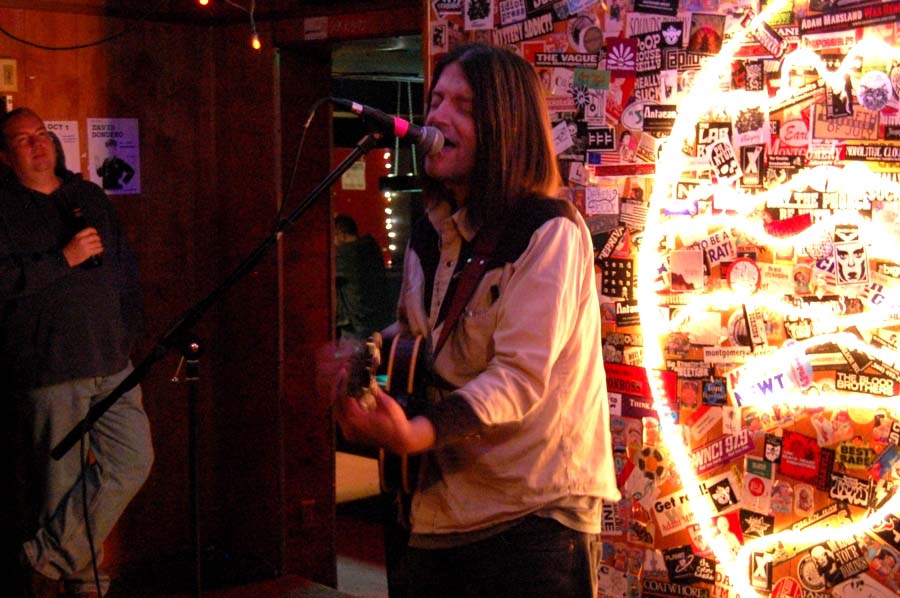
[0,108,153,598]
[334,214,394,341]
[334,44,619,598]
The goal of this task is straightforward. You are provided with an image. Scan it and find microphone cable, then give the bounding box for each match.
[276,96,331,230]
[0,0,169,51]
[80,433,104,597]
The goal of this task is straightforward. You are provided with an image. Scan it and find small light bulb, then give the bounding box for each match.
[251,33,261,50]
[389,244,397,252]
[385,208,392,214]
[198,0,210,5]
[388,232,396,238]
[382,151,391,160]
[385,162,392,170]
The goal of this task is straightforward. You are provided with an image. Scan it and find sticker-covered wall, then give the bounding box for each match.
[426,1,900,596]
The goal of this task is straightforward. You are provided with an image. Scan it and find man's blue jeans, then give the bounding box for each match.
[406,515,601,598]
[17,365,154,593]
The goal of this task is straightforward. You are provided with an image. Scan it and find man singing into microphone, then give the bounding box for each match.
[0,108,153,598]
[335,45,619,598]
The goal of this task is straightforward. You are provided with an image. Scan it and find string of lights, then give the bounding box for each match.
[639,0,900,593]
[198,0,260,50]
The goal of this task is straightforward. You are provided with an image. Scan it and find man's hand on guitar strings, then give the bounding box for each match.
[335,382,404,450]
[335,384,436,456]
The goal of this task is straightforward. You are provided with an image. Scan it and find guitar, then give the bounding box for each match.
[346,333,431,495]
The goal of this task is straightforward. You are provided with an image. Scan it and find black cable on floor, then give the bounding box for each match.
[80,434,104,597]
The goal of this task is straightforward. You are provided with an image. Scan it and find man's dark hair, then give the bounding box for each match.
[334,214,359,237]
[425,43,560,230]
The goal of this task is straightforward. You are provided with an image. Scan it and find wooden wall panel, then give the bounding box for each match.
[0,0,426,591]
[0,6,281,587]
[91,21,222,575]
[0,9,218,577]
[278,43,338,586]
[203,21,285,582]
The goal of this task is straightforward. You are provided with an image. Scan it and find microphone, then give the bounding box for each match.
[58,190,102,269]
[331,98,444,155]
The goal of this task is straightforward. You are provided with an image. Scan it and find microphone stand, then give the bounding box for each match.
[170,336,203,598]
[51,131,384,596]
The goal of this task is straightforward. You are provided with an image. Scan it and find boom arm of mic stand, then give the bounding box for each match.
[51,132,383,462]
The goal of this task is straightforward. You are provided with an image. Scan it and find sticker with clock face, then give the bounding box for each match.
[637,7,900,596]
[727,257,761,294]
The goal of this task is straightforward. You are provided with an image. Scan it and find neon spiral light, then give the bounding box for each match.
[638,2,900,594]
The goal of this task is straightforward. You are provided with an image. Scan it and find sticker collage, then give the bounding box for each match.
[429,0,900,596]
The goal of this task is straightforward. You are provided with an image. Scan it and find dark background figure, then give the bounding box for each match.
[334,214,395,341]
[96,138,134,191]
[2,126,74,598]
[0,108,153,598]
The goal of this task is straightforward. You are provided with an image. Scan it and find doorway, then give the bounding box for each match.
[331,35,425,276]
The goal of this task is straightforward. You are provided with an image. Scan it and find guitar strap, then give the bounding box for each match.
[432,223,503,359]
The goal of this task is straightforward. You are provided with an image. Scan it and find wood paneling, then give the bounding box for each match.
[0,8,219,576]
[203,21,285,583]
[278,42,338,586]
[0,5,286,585]
[0,0,424,591]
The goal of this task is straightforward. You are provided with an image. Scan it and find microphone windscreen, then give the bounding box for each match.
[420,127,444,155]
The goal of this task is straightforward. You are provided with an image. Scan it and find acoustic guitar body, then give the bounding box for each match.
[379,333,429,494]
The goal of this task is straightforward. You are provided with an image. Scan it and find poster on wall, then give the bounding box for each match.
[0,58,17,92]
[44,120,81,175]
[87,118,140,195]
